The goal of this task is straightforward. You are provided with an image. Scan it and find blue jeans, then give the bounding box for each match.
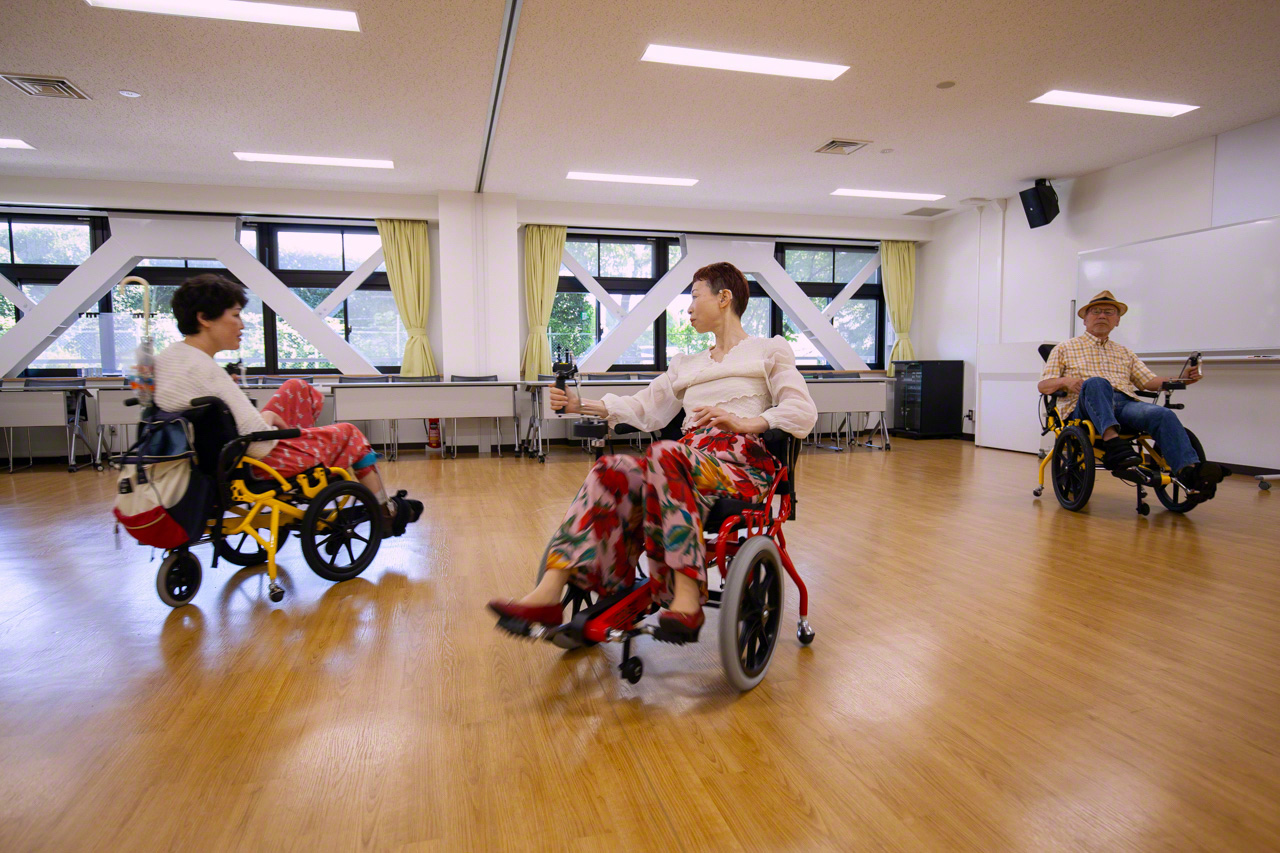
[1070,377,1200,472]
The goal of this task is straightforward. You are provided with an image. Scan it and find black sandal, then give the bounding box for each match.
[387,490,424,537]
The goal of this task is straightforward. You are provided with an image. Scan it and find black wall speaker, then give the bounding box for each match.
[1019,179,1059,228]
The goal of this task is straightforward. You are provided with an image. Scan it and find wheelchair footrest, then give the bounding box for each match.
[650,626,696,645]
[494,614,536,639]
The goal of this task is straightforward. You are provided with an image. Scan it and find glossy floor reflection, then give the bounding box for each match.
[1,440,1277,851]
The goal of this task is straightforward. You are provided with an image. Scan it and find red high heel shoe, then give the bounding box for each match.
[657,608,705,643]
[487,599,564,627]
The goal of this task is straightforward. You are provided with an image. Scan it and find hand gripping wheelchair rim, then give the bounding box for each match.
[509,427,814,692]
[137,395,385,607]
[1032,349,1205,516]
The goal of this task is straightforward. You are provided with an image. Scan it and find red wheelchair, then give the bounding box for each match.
[495,426,813,692]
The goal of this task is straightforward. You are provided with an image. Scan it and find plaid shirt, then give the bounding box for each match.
[1041,332,1158,417]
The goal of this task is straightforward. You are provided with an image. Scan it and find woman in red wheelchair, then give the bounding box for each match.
[488,262,817,641]
[153,274,422,536]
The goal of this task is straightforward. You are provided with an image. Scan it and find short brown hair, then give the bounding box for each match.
[693,262,749,317]
[171,273,248,335]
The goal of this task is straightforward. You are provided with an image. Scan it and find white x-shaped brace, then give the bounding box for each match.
[575,235,878,372]
[0,214,377,377]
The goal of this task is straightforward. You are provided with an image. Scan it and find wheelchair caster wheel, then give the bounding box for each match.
[1261,481,1272,491]
[797,619,815,646]
[94,463,105,472]
[1038,449,1048,460]
[268,583,285,602]
[620,656,643,684]
[1137,503,1150,516]
[1032,487,1043,497]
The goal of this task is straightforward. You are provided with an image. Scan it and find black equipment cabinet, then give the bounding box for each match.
[890,360,964,438]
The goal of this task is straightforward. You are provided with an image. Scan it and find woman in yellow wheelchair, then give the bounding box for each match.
[153,274,423,537]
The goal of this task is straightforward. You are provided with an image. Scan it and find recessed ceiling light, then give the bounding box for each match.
[567,171,697,187]
[83,0,360,32]
[832,188,946,201]
[0,138,35,149]
[641,44,847,81]
[880,148,894,154]
[119,90,142,98]
[234,152,393,168]
[936,81,956,89]
[1030,89,1198,117]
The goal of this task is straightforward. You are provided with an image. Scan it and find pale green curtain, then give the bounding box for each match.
[881,240,917,377]
[520,224,567,380]
[376,219,437,376]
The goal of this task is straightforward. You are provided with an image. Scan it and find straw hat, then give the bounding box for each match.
[1078,290,1128,319]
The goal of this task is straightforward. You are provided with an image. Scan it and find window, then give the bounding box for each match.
[602,293,655,365]
[23,284,101,370]
[256,223,394,373]
[599,241,653,278]
[10,220,92,265]
[776,243,884,369]
[346,289,403,366]
[277,230,343,271]
[668,244,683,269]
[0,293,14,337]
[549,291,597,361]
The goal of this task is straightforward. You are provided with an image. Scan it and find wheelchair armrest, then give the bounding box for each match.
[1051,390,1068,398]
[246,428,301,442]
[613,422,641,436]
[1134,389,1160,400]
[1161,380,1187,391]
[124,396,140,407]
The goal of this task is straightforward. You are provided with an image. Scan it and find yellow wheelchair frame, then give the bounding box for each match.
[153,397,385,608]
[1033,388,1206,516]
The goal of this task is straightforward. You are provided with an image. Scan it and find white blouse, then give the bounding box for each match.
[600,336,818,438]
[154,342,277,458]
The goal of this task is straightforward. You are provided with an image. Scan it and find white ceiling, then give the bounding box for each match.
[1,0,1279,219]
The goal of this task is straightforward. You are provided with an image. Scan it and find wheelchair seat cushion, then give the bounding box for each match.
[704,497,760,532]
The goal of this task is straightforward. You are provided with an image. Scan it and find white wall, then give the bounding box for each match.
[914,208,980,432]
[915,117,1280,470]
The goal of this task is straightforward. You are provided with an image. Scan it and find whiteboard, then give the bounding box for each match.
[1077,215,1280,354]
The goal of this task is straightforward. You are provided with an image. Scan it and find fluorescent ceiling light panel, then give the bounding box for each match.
[1030,89,1198,117]
[235,152,393,168]
[832,189,946,201]
[0,139,35,149]
[567,171,697,186]
[641,44,847,81]
[83,0,360,32]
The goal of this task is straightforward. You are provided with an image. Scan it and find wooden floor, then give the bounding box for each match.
[1,439,1277,852]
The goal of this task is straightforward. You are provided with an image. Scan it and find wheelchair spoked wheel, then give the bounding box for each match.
[156,549,201,608]
[719,536,785,692]
[215,517,291,567]
[1050,425,1096,512]
[1152,429,1206,513]
[300,480,383,582]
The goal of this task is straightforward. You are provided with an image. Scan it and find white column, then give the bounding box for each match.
[437,191,519,379]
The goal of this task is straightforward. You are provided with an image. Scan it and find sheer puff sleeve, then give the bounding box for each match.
[600,357,684,433]
[761,337,817,438]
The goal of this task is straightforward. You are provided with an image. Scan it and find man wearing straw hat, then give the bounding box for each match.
[1038,290,1226,496]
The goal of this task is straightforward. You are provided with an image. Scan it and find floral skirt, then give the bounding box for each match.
[542,427,778,605]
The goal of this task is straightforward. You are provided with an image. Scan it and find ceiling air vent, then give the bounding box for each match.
[815,138,870,155]
[3,74,91,100]
[904,207,950,217]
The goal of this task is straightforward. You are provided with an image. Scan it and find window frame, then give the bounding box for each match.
[1,214,110,377]
[551,233,885,372]
[774,242,886,371]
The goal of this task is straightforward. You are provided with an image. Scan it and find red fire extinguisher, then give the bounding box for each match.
[427,418,442,450]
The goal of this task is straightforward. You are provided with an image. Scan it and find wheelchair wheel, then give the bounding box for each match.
[300,480,383,582]
[719,536,784,692]
[1153,429,1206,513]
[156,550,201,608]
[1050,425,1096,512]
[215,520,291,567]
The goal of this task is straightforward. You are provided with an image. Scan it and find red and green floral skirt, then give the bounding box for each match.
[543,427,778,605]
